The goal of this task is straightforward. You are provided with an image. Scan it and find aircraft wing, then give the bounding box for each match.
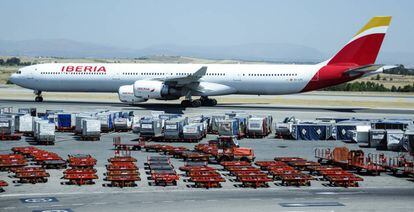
[155,66,207,87]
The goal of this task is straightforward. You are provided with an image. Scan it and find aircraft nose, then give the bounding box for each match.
[9,73,17,84]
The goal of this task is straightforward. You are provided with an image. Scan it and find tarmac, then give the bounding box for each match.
[1,87,414,212]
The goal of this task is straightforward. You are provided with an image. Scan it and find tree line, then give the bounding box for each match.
[324,81,414,92]
[0,57,32,66]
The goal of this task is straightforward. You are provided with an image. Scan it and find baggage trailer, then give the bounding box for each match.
[113,137,142,151]
[0,133,22,141]
[246,117,271,138]
[179,161,209,172]
[0,156,28,171]
[67,154,97,169]
[13,167,50,184]
[0,180,7,192]
[63,173,98,185]
[255,161,287,171]
[190,176,225,189]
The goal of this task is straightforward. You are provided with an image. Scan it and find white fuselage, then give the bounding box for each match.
[12,63,322,95]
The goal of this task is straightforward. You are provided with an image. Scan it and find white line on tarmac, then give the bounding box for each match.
[71,203,84,206]
[162,200,174,203]
[92,202,108,205]
[2,207,16,210]
[51,204,63,207]
[26,205,40,208]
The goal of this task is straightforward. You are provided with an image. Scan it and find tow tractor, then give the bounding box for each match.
[206,136,255,163]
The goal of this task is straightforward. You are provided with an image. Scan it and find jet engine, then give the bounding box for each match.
[118,85,147,104]
[133,80,180,99]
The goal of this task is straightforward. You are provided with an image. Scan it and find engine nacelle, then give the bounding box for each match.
[118,85,147,104]
[133,80,169,99]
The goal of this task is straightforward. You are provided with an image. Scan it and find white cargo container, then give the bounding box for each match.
[247,117,270,137]
[82,119,101,137]
[75,115,93,134]
[15,114,33,133]
[386,129,404,151]
[35,121,55,144]
[132,116,141,134]
[348,125,371,145]
[114,117,129,131]
[183,123,203,140]
[0,118,14,135]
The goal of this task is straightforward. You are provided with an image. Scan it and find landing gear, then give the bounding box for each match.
[34,90,43,102]
[200,97,217,106]
[180,99,202,108]
[181,97,217,108]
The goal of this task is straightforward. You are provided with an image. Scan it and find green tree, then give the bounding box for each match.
[5,57,20,66]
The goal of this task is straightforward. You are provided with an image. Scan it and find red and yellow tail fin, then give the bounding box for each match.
[326,16,392,66]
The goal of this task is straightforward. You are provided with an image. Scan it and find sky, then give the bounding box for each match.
[0,0,413,56]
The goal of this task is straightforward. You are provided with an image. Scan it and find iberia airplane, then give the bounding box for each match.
[10,16,391,107]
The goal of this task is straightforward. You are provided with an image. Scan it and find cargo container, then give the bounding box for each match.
[404,129,414,154]
[15,114,32,133]
[0,107,13,114]
[75,115,94,134]
[0,118,14,135]
[114,117,129,132]
[334,121,371,142]
[183,123,203,140]
[386,129,404,151]
[369,129,387,149]
[210,115,225,133]
[81,119,101,140]
[139,118,163,138]
[316,117,350,123]
[347,125,371,146]
[371,119,413,131]
[18,108,36,116]
[57,113,72,129]
[274,116,298,138]
[247,117,270,138]
[96,113,113,132]
[218,119,240,137]
[131,116,141,134]
[291,122,332,140]
[35,121,55,144]
[234,116,247,137]
[188,115,208,135]
[164,117,187,139]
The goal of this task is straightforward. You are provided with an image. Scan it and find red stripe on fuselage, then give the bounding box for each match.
[301,65,362,92]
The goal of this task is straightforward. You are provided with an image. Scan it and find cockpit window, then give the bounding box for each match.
[16,71,22,74]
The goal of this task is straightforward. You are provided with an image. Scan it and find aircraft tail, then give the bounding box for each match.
[324,16,392,66]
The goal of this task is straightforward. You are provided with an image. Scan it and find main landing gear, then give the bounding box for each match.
[180,96,217,107]
[34,90,43,102]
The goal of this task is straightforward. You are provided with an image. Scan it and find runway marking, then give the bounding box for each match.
[249,198,262,201]
[26,205,40,208]
[183,199,196,202]
[71,203,84,206]
[92,202,108,205]
[279,202,345,207]
[2,207,16,210]
[51,204,64,207]
[142,201,153,204]
[162,200,174,203]
[206,199,218,202]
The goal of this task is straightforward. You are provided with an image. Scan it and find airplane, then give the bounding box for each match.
[9,16,391,107]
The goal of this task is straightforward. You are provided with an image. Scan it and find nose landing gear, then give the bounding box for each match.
[34,90,43,102]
